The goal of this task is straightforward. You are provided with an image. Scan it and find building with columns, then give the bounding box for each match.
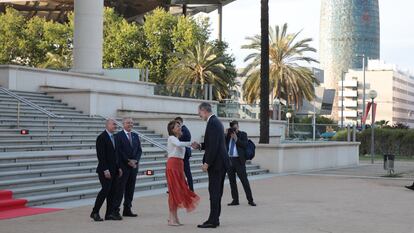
[0,0,234,74]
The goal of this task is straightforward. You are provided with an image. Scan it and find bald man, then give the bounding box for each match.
[91,119,123,221]
[113,117,142,218]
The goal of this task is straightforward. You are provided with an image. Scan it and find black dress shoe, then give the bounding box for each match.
[405,185,414,191]
[248,201,257,206]
[227,201,239,206]
[197,223,218,228]
[123,209,138,217]
[105,214,122,221]
[90,212,103,222]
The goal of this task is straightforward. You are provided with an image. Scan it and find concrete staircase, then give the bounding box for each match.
[0,89,268,206]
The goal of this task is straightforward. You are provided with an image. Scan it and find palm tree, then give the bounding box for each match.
[165,42,236,100]
[39,52,72,70]
[242,23,319,109]
[260,0,270,143]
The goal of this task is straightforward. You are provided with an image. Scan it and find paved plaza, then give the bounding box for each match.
[1,162,414,233]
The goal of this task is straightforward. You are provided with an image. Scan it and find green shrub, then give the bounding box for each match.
[334,128,414,158]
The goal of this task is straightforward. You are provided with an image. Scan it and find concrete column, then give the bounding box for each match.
[217,4,222,41]
[72,0,104,74]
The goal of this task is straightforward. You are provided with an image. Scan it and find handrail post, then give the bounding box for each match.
[347,125,351,142]
[209,84,213,101]
[352,124,357,142]
[47,117,50,145]
[204,84,208,100]
[17,101,21,128]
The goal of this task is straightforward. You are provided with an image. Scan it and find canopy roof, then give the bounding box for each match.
[0,0,235,22]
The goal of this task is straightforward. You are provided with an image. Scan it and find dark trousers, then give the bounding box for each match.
[207,168,226,225]
[115,167,138,212]
[227,157,254,203]
[183,152,194,191]
[92,172,118,216]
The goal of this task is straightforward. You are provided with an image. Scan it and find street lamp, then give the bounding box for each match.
[356,54,367,130]
[286,112,292,139]
[368,90,377,164]
[273,99,281,120]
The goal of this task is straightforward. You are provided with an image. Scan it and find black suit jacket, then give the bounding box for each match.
[96,130,119,174]
[179,125,192,157]
[225,130,248,164]
[114,130,142,170]
[201,115,230,171]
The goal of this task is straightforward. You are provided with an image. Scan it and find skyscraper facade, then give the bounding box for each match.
[319,0,380,120]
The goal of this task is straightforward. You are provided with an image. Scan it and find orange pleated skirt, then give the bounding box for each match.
[166,157,200,212]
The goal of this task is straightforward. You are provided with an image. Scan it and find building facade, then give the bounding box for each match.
[340,60,414,128]
[319,0,380,120]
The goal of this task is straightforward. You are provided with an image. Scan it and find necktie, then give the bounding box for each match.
[127,132,132,146]
[110,135,115,148]
[229,139,235,156]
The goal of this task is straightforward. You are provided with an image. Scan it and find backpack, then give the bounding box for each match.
[245,139,256,160]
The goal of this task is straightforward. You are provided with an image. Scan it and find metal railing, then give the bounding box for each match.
[154,84,213,100]
[217,103,282,120]
[101,116,168,152]
[0,87,64,144]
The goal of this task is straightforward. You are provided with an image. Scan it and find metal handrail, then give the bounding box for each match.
[0,87,64,144]
[0,87,63,119]
[102,116,167,151]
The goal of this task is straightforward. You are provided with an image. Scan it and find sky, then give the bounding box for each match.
[204,0,414,72]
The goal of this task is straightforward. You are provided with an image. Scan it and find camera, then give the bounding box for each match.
[227,128,236,135]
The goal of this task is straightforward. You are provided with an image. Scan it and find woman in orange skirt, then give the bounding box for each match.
[166,120,200,226]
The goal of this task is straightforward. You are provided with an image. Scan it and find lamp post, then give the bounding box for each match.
[356,54,367,129]
[286,112,292,139]
[368,90,377,164]
[341,71,345,128]
[273,99,281,120]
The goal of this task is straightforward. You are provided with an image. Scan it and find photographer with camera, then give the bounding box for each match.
[226,121,256,207]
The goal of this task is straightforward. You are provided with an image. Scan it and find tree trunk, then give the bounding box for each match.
[259,0,270,144]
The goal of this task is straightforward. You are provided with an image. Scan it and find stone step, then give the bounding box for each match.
[24,168,267,206]
[0,124,113,131]
[0,154,203,172]
[11,166,262,199]
[0,128,148,135]
[0,108,87,116]
[0,113,105,124]
[8,90,53,97]
[0,149,167,163]
[0,92,55,101]
[0,138,161,147]
[0,112,102,121]
[0,104,81,113]
[0,98,65,106]
[0,116,105,124]
[0,156,207,190]
[0,160,234,181]
[0,133,167,142]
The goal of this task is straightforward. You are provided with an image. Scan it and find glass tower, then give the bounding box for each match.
[319,0,380,119]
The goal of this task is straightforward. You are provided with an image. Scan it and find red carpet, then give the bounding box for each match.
[0,190,62,220]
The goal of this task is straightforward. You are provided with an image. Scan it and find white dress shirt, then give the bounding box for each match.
[123,129,132,139]
[167,136,191,159]
[207,114,214,123]
[228,139,239,157]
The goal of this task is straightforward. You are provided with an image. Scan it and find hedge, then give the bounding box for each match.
[332,128,414,158]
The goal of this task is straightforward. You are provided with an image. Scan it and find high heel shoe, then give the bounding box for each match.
[167,219,180,226]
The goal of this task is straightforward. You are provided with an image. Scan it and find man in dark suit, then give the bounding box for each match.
[175,117,194,191]
[114,117,142,218]
[90,118,123,221]
[194,102,230,228]
[226,120,256,207]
